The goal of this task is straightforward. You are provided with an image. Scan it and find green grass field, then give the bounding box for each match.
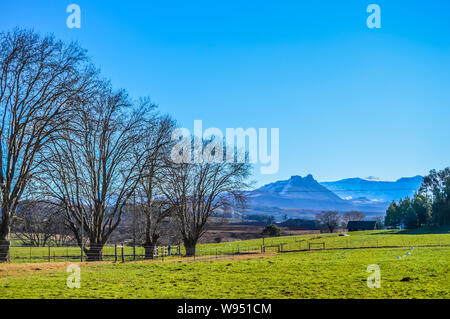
[1,229,449,299]
[8,228,450,263]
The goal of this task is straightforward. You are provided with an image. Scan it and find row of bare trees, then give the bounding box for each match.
[316,210,368,233]
[0,29,251,261]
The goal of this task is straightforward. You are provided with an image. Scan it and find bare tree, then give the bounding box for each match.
[12,200,59,247]
[39,85,152,261]
[316,211,341,233]
[138,199,173,258]
[135,115,176,258]
[342,211,366,225]
[159,140,252,256]
[0,29,96,261]
[11,200,73,246]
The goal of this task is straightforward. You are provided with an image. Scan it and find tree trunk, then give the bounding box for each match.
[144,245,155,259]
[0,240,10,262]
[144,230,159,260]
[0,211,11,262]
[184,239,197,257]
[185,245,196,257]
[86,245,104,261]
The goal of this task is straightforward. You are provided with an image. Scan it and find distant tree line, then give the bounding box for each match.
[315,210,373,233]
[0,29,251,261]
[385,168,450,229]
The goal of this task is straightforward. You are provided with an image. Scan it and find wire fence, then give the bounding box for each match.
[278,234,450,252]
[1,232,450,263]
[0,244,265,263]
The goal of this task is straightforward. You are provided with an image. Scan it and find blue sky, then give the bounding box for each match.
[2,0,450,187]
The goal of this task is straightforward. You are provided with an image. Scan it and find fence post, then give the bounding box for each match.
[121,244,125,263]
[133,243,136,261]
[48,246,51,262]
[115,244,117,262]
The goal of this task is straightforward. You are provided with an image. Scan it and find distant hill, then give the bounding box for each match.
[320,176,423,202]
[242,175,423,220]
[249,175,348,210]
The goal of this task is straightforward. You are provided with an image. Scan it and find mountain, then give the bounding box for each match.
[242,175,423,220]
[320,176,423,202]
[245,175,377,219]
[256,175,343,203]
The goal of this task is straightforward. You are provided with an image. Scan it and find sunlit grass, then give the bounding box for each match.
[7,228,450,263]
[1,246,448,299]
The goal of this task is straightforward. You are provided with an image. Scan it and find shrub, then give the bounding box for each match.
[261,224,281,237]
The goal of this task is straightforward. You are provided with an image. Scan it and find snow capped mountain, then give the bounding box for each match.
[247,175,376,215]
[362,176,381,181]
[320,176,423,202]
[243,175,423,219]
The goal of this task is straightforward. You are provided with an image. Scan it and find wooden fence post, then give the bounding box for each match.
[115,244,117,262]
[121,244,125,263]
[48,246,51,262]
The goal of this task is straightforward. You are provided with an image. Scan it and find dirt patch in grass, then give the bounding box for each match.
[0,251,274,278]
[0,261,100,277]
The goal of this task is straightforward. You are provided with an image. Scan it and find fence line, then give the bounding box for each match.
[1,234,450,263]
[0,244,265,263]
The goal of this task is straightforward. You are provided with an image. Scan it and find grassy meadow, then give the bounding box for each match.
[1,229,449,299]
[8,228,450,263]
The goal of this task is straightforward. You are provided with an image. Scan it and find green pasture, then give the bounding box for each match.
[1,246,448,299]
[6,228,450,263]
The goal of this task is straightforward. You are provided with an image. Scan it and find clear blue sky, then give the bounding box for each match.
[2,0,450,187]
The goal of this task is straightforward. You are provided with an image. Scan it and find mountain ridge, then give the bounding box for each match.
[243,174,423,220]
